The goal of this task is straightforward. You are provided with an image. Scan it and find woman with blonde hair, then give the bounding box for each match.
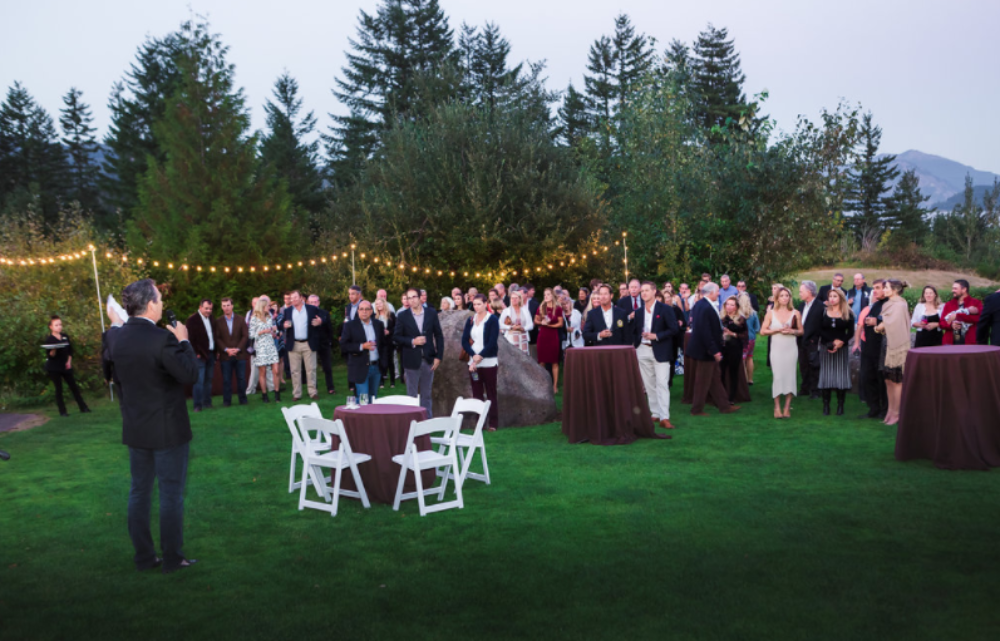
[498,289,534,355]
[534,287,565,394]
[720,296,749,404]
[911,285,943,347]
[876,280,911,425]
[759,286,801,418]
[738,292,760,385]
[249,297,281,402]
[817,288,855,416]
[374,297,397,389]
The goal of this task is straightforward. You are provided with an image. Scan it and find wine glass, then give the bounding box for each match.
[359,393,369,406]
[347,395,357,409]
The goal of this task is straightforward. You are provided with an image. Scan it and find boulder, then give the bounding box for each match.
[432,310,558,427]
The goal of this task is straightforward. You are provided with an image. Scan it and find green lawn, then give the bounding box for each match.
[2,353,999,640]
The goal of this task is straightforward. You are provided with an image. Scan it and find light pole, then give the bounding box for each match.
[622,231,629,282]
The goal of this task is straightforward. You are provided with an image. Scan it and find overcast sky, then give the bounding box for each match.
[3,0,998,172]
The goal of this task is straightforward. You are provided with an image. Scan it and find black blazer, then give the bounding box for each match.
[617,295,642,313]
[340,302,361,355]
[101,326,122,384]
[462,313,500,359]
[184,312,215,360]
[977,291,1000,345]
[686,298,723,361]
[527,298,540,344]
[633,301,680,362]
[340,317,388,384]
[281,304,322,352]
[393,307,445,370]
[798,299,824,343]
[314,307,334,349]
[112,317,199,450]
[583,306,632,346]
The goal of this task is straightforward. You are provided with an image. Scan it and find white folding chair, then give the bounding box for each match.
[432,397,491,487]
[297,417,372,516]
[392,416,464,516]
[373,394,420,407]
[281,403,329,493]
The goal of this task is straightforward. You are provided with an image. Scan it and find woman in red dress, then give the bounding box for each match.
[535,288,565,394]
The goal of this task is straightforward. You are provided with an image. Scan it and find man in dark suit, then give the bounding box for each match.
[856,279,888,419]
[845,272,872,320]
[633,281,680,429]
[113,279,199,574]
[214,297,249,406]
[817,273,845,308]
[281,290,323,401]
[185,299,216,412]
[340,285,363,392]
[583,284,633,345]
[393,287,446,417]
[308,294,337,395]
[977,287,1000,345]
[687,283,737,416]
[617,278,642,315]
[340,300,388,402]
[797,281,824,399]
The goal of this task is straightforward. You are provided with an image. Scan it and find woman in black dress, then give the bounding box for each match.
[912,286,944,348]
[817,289,855,416]
[44,315,90,416]
[720,297,748,404]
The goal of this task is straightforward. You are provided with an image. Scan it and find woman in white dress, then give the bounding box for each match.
[498,290,534,355]
[248,298,281,403]
[560,295,584,349]
[759,286,802,419]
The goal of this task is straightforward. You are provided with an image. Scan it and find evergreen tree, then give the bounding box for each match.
[942,175,1000,261]
[610,13,655,110]
[0,82,68,223]
[556,82,591,147]
[102,33,183,218]
[328,0,457,184]
[466,22,523,113]
[690,24,747,132]
[885,169,931,245]
[130,20,295,265]
[58,88,101,215]
[846,112,899,237]
[260,72,325,222]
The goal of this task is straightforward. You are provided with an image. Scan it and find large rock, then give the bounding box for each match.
[432,310,558,427]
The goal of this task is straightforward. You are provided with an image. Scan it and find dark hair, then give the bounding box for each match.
[406,287,419,296]
[349,285,362,294]
[123,279,159,317]
[872,278,886,286]
[579,286,590,296]
[954,279,970,292]
[288,289,301,298]
[597,284,613,295]
[220,297,233,305]
[199,298,213,307]
[472,293,487,305]
[886,279,909,295]
[524,283,535,292]
[48,315,61,328]
[641,280,657,290]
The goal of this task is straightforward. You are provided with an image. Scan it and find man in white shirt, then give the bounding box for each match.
[282,290,323,401]
[633,281,680,429]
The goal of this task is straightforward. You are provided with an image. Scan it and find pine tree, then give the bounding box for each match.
[610,13,655,110]
[260,72,325,222]
[130,20,295,265]
[328,0,457,184]
[102,33,183,217]
[0,82,68,222]
[58,88,101,215]
[467,22,523,113]
[846,112,899,237]
[885,169,931,245]
[556,82,591,147]
[690,24,747,132]
[942,175,1000,261]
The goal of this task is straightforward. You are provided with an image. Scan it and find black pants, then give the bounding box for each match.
[317,345,335,393]
[797,338,820,396]
[48,369,88,414]
[721,347,742,403]
[669,342,680,386]
[380,348,396,387]
[859,354,888,415]
[128,442,188,571]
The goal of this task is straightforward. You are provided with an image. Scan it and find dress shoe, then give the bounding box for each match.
[81,408,91,413]
[692,412,710,417]
[162,558,198,574]
[310,394,319,400]
[660,419,676,429]
[292,397,301,402]
[192,407,202,413]
[729,405,742,411]
[60,412,70,417]
[223,402,232,407]
[138,557,163,571]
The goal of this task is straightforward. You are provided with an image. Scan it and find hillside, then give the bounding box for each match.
[885,150,1000,207]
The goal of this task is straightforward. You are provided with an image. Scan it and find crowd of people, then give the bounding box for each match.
[44,273,1000,432]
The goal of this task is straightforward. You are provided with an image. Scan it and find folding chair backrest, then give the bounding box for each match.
[409,416,462,441]
[373,395,420,406]
[282,403,322,447]
[451,397,490,433]
[300,416,353,455]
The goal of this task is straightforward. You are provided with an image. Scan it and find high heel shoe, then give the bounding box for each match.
[261,392,270,403]
[274,389,281,402]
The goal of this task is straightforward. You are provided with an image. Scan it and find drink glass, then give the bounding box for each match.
[359,393,369,406]
[347,396,357,408]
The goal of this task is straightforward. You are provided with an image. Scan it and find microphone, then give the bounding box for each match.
[165,309,178,328]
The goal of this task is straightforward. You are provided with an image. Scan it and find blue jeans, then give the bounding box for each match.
[193,353,215,409]
[220,358,247,405]
[354,363,382,404]
[127,442,189,570]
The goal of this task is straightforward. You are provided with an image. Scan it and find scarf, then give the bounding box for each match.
[881,297,910,370]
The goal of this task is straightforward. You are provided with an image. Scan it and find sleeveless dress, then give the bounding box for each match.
[249,315,279,366]
[769,311,798,398]
[536,305,563,365]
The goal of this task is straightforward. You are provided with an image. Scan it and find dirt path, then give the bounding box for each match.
[0,413,49,433]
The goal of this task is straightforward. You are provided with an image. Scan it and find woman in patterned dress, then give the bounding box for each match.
[249,298,281,403]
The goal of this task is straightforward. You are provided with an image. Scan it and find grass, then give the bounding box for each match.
[2,352,999,640]
[792,266,999,290]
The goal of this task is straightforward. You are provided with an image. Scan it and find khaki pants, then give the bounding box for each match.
[637,344,671,420]
[288,341,317,398]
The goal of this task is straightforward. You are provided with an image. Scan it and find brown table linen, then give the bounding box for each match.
[895,345,1000,470]
[561,345,665,445]
[332,404,435,503]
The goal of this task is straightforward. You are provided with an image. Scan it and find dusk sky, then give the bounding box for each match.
[3,0,998,172]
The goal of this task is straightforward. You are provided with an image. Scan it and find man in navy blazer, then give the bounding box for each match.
[583,284,633,345]
[633,281,680,429]
[281,290,323,401]
[340,300,388,402]
[617,278,642,316]
[393,287,446,417]
[686,283,738,416]
[113,279,200,573]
